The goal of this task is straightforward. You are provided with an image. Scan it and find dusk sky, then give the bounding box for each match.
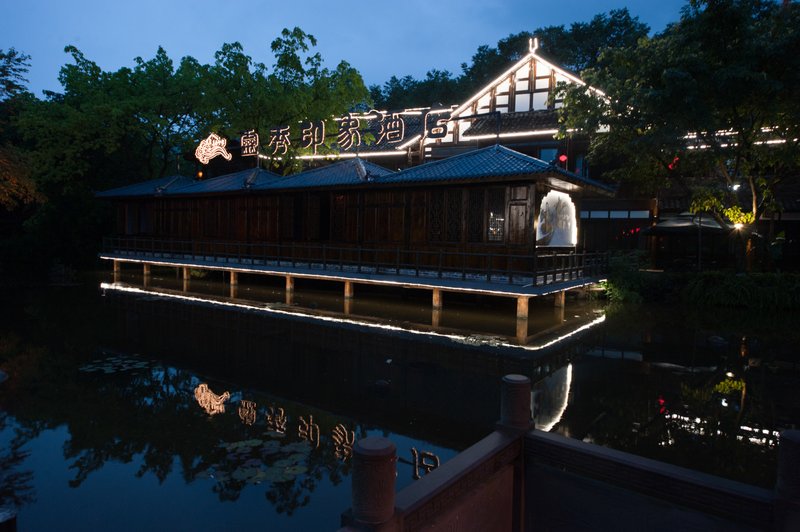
[3,0,688,98]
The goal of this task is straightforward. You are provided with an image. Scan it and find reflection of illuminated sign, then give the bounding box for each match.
[195,133,233,164]
[411,448,440,479]
[332,423,355,461]
[194,383,230,415]
[267,406,288,434]
[298,415,320,448]
[238,400,257,425]
[536,190,577,247]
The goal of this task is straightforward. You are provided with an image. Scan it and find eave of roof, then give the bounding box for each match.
[253,158,394,191]
[378,144,614,195]
[94,175,196,199]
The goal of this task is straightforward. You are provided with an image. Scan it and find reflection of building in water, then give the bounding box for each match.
[532,364,573,432]
[194,383,231,415]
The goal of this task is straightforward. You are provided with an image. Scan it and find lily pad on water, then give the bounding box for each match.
[272,458,294,468]
[284,465,307,476]
[263,468,294,483]
[282,442,312,453]
[287,453,307,464]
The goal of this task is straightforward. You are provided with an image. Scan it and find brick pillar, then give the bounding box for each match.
[499,374,532,430]
[351,437,397,525]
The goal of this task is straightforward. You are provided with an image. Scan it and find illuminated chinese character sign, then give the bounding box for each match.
[240,130,259,157]
[195,133,233,164]
[536,190,577,247]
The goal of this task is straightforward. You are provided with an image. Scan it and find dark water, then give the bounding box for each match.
[1,270,798,529]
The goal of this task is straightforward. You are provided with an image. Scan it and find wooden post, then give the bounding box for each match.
[554,290,566,308]
[230,270,238,286]
[182,267,190,281]
[285,276,295,305]
[351,438,397,525]
[431,308,442,328]
[344,280,354,299]
[143,263,151,277]
[516,317,528,345]
[432,288,442,310]
[344,298,353,315]
[516,296,529,320]
[113,260,120,283]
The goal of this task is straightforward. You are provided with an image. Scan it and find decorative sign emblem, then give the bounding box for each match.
[195,133,233,164]
[240,130,259,157]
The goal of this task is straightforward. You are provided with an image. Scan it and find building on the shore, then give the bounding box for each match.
[98,39,799,271]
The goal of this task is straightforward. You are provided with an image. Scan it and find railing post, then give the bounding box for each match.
[350,437,397,526]
[776,430,800,531]
[499,374,532,431]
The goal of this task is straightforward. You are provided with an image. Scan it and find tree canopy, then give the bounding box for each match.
[370,8,649,109]
[559,0,800,232]
[0,28,370,273]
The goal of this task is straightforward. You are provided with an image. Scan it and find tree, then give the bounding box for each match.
[0,48,31,101]
[459,9,649,96]
[560,0,800,268]
[0,48,38,211]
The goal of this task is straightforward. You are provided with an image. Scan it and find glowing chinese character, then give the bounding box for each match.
[238,400,257,426]
[298,415,321,449]
[377,112,406,144]
[332,423,355,461]
[266,406,288,435]
[337,114,361,151]
[268,126,291,155]
[411,447,440,480]
[301,120,326,154]
[240,130,260,157]
[424,111,449,139]
[194,383,230,415]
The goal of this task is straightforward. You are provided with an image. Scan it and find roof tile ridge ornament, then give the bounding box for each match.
[243,168,259,189]
[529,36,539,55]
[155,175,182,196]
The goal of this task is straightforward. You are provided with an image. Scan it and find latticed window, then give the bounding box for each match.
[467,189,485,242]
[445,190,463,242]
[428,191,444,242]
[487,188,505,242]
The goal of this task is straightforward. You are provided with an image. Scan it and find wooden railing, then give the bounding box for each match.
[102,236,608,287]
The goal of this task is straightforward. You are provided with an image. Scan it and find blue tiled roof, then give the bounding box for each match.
[380,145,614,193]
[166,168,285,195]
[95,175,195,198]
[255,158,393,191]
